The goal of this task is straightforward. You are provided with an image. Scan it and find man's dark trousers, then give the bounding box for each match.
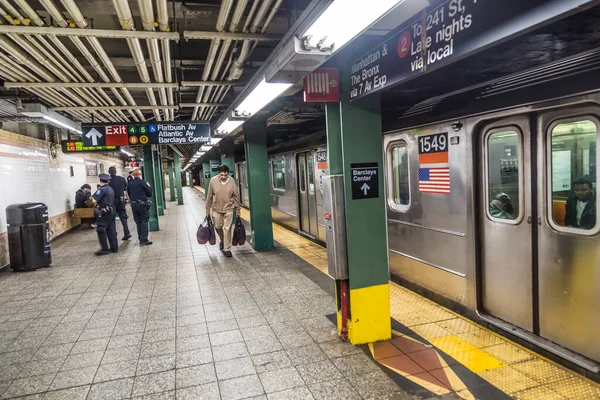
[131,202,150,243]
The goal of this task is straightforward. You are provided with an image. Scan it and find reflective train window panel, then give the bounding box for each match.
[272,157,286,190]
[486,130,521,222]
[549,118,598,231]
[391,143,410,209]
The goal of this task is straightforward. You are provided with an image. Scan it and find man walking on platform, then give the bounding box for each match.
[90,174,118,255]
[108,166,131,240]
[205,165,240,257]
[128,168,154,246]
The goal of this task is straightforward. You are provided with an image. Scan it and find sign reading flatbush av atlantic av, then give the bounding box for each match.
[349,0,576,101]
[81,122,210,147]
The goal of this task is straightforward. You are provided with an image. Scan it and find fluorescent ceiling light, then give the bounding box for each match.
[211,138,222,145]
[201,145,212,151]
[42,115,82,134]
[216,119,244,135]
[302,0,405,52]
[121,149,134,157]
[235,78,291,117]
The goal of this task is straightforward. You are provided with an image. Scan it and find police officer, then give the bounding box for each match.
[90,173,118,255]
[108,166,131,240]
[128,168,153,246]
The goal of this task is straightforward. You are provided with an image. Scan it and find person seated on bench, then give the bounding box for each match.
[75,184,92,208]
[565,177,596,230]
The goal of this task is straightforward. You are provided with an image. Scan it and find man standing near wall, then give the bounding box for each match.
[205,165,240,257]
[108,166,131,240]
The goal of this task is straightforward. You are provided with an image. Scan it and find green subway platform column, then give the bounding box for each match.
[159,153,167,210]
[168,159,176,201]
[202,161,210,197]
[219,138,235,178]
[153,149,164,216]
[210,159,220,178]
[142,145,159,231]
[334,71,391,345]
[244,127,274,252]
[173,152,184,205]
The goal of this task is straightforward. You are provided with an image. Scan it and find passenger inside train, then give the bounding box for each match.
[489,192,515,220]
[565,177,596,229]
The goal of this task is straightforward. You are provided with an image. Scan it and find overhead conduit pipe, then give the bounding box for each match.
[13,0,125,122]
[111,0,161,121]
[191,0,234,121]
[156,0,174,121]
[138,0,169,120]
[58,0,146,121]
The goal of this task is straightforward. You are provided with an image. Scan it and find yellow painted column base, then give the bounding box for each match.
[337,283,391,345]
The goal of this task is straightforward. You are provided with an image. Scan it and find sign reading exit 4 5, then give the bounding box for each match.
[82,122,211,147]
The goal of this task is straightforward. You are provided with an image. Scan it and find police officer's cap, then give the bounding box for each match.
[99,173,111,182]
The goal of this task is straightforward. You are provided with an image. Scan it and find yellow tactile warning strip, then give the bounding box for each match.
[194,188,600,399]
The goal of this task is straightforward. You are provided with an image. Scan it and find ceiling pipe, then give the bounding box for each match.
[57,0,145,121]
[111,0,161,121]
[13,0,125,122]
[138,0,169,120]
[156,0,174,121]
[229,0,279,81]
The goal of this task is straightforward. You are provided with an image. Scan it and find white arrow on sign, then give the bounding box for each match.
[85,128,103,146]
[361,183,370,195]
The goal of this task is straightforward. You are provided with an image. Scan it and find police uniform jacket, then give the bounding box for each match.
[93,184,115,209]
[109,175,128,199]
[128,178,153,202]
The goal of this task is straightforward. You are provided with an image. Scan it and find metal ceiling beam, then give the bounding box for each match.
[5,82,179,89]
[52,105,178,111]
[0,25,283,42]
[179,102,228,107]
[182,31,282,41]
[0,25,181,40]
[180,81,235,87]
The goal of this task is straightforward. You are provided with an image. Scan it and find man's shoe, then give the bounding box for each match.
[110,249,118,253]
[223,251,232,258]
[122,234,132,240]
[140,240,153,246]
[95,249,111,256]
[219,242,224,251]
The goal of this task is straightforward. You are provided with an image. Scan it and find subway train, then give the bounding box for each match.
[235,53,600,372]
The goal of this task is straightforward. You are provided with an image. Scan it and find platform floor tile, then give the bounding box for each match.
[229,187,600,399]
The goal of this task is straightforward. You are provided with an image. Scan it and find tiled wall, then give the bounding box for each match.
[0,129,126,267]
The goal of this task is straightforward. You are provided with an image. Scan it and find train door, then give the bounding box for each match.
[479,115,534,332]
[479,110,600,363]
[297,151,319,237]
[537,109,600,362]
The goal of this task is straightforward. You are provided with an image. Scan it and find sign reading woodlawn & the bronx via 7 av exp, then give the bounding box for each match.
[349,0,579,101]
[81,122,210,147]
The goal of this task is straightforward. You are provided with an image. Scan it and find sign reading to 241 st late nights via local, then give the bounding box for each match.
[81,122,210,147]
[349,0,567,101]
[61,140,118,153]
[350,162,379,200]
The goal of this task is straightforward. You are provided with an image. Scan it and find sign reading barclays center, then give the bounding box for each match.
[349,0,572,101]
[81,122,211,147]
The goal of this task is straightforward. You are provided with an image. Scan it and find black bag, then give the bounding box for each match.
[232,218,246,246]
[197,216,215,245]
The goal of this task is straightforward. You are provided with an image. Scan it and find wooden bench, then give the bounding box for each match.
[73,207,95,228]
[552,200,566,226]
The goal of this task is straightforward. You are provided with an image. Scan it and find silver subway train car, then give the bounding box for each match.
[236,60,600,371]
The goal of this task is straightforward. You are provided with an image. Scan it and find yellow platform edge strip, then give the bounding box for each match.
[210,194,600,397]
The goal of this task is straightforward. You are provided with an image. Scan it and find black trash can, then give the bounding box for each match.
[6,203,52,271]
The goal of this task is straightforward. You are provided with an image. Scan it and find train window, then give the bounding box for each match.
[486,130,521,222]
[307,154,315,194]
[299,156,306,193]
[549,118,597,231]
[391,144,410,208]
[272,157,286,190]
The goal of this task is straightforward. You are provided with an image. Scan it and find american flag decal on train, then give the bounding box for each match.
[419,167,450,194]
